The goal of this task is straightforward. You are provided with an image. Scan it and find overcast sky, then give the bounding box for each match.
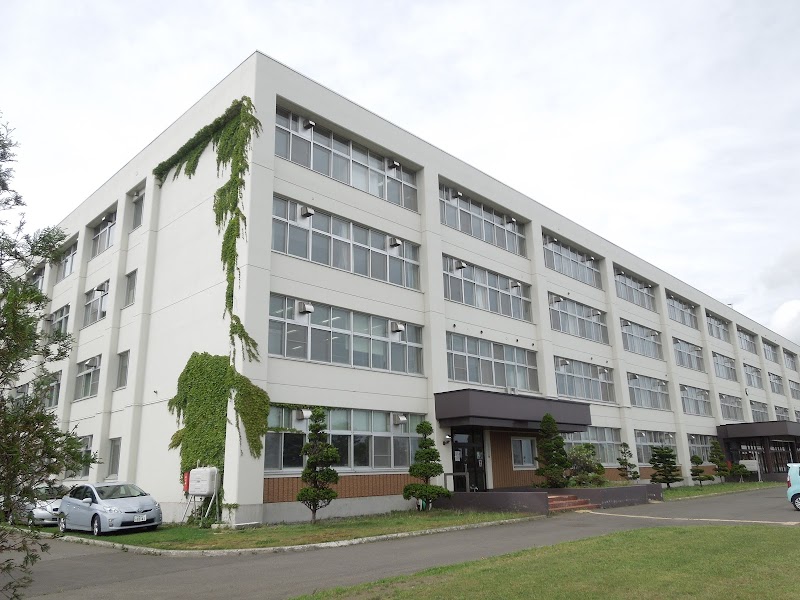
[4,1,799,343]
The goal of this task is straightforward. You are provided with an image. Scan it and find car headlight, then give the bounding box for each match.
[153,501,160,509]
[105,506,122,514]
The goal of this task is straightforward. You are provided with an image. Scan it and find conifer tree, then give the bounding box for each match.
[297,407,339,524]
[535,413,569,488]
[709,439,729,482]
[402,421,450,509]
[690,455,714,486]
[617,442,640,482]
[649,446,682,488]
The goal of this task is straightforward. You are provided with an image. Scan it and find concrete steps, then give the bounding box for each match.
[547,494,600,513]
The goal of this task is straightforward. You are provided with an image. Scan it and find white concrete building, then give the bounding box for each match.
[29,52,800,524]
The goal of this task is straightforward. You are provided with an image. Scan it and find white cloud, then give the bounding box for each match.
[770,300,800,344]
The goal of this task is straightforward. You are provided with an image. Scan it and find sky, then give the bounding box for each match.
[3,0,799,343]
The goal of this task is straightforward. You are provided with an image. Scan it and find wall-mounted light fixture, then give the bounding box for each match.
[443,435,451,446]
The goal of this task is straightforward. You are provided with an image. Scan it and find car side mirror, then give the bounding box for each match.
[82,497,92,504]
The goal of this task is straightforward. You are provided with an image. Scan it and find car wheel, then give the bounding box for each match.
[91,515,101,536]
[27,513,35,527]
[792,494,800,511]
[58,514,67,534]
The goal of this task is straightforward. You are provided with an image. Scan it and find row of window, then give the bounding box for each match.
[565,427,716,466]
[443,256,532,321]
[271,197,421,290]
[439,184,526,256]
[265,407,425,471]
[275,108,418,211]
[268,294,423,374]
[446,332,538,392]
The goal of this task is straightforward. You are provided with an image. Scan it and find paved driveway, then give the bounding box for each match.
[23,487,796,600]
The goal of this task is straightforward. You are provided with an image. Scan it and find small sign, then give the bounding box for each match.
[740,460,759,472]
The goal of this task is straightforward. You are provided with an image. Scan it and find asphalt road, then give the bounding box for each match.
[22,487,796,600]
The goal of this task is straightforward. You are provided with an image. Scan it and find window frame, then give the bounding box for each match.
[511,437,537,469]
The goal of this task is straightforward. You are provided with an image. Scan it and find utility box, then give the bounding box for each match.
[188,466,219,497]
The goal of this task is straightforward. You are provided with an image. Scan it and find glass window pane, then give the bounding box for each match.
[393,437,410,468]
[389,256,403,285]
[387,179,402,205]
[285,324,308,359]
[268,321,284,355]
[373,436,391,467]
[353,245,369,276]
[353,410,370,431]
[371,317,388,338]
[353,225,369,245]
[312,145,331,176]
[331,217,349,239]
[330,409,350,430]
[290,136,311,167]
[332,134,350,155]
[353,435,370,467]
[275,127,289,159]
[352,143,368,164]
[352,162,368,191]
[264,433,280,469]
[271,220,287,252]
[332,154,350,184]
[406,263,419,290]
[331,435,350,467]
[273,196,288,218]
[372,339,388,369]
[269,296,285,317]
[331,331,350,364]
[332,239,350,271]
[310,329,331,362]
[371,251,387,281]
[408,346,422,374]
[311,232,331,265]
[283,433,304,468]
[353,336,370,366]
[403,186,417,211]
[391,343,406,373]
[288,225,309,258]
[353,313,370,334]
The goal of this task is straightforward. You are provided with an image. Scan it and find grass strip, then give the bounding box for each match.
[295,525,799,600]
[662,481,783,501]
[55,510,528,550]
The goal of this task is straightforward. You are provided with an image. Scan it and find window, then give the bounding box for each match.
[84,281,109,326]
[720,393,744,421]
[563,427,622,465]
[712,352,737,381]
[275,108,418,210]
[45,371,61,409]
[769,372,784,395]
[737,329,757,354]
[789,380,800,401]
[554,357,615,403]
[764,342,779,363]
[796,410,800,422]
[687,434,714,462]
[614,269,656,311]
[666,294,698,329]
[78,436,93,478]
[706,312,731,343]
[116,351,129,388]
[264,406,423,471]
[621,319,663,359]
[775,406,790,421]
[628,373,670,411]
[511,438,537,468]
[51,304,70,335]
[785,351,798,372]
[543,235,601,288]
[446,332,538,392]
[269,295,423,375]
[750,401,768,422]
[681,385,712,417]
[673,338,704,371]
[272,197,420,290]
[56,243,77,282]
[74,356,101,400]
[124,271,137,306]
[439,184,526,255]
[443,256,532,321]
[548,293,608,343]
[91,212,116,258]
[132,192,144,230]
[29,268,44,291]
[108,438,121,478]
[743,363,763,389]
[634,430,676,464]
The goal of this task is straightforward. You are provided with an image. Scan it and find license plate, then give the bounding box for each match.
[133,514,146,523]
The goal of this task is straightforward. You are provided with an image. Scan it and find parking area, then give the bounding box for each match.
[22,487,797,600]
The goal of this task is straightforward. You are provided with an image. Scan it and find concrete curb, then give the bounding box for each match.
[666,485,784,502]
[43,516,545,557]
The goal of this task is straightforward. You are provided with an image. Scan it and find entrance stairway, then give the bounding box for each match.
[547,494,599,513]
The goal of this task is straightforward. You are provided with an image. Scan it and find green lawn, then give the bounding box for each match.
[57,510,529,550]
[296,525,799,600]
[662,481,783,501]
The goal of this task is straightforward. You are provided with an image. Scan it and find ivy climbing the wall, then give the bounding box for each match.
[167,352,270,478]
[152,96,263,361]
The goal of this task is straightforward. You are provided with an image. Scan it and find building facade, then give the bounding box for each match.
[27,52,800,524]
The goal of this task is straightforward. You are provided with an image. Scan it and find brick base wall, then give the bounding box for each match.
[264,473,417,503]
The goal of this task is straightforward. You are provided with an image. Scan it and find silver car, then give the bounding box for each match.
[58,482,162,536]
[26,486,65,526]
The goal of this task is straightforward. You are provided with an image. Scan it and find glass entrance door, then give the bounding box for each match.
[451,427,486,492]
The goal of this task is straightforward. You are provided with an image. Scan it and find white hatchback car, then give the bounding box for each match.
[59,482,162,536]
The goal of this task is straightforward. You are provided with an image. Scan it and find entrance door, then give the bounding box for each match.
[451,427,486,492]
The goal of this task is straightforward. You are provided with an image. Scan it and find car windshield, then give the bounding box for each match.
[96,484,148,500]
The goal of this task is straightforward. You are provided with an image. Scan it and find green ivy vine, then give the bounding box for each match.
[168,352,270,478]
[153,96,263,361]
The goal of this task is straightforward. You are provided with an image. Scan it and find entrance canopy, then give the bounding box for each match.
[434,388,591,433]
[717,421,800,439]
